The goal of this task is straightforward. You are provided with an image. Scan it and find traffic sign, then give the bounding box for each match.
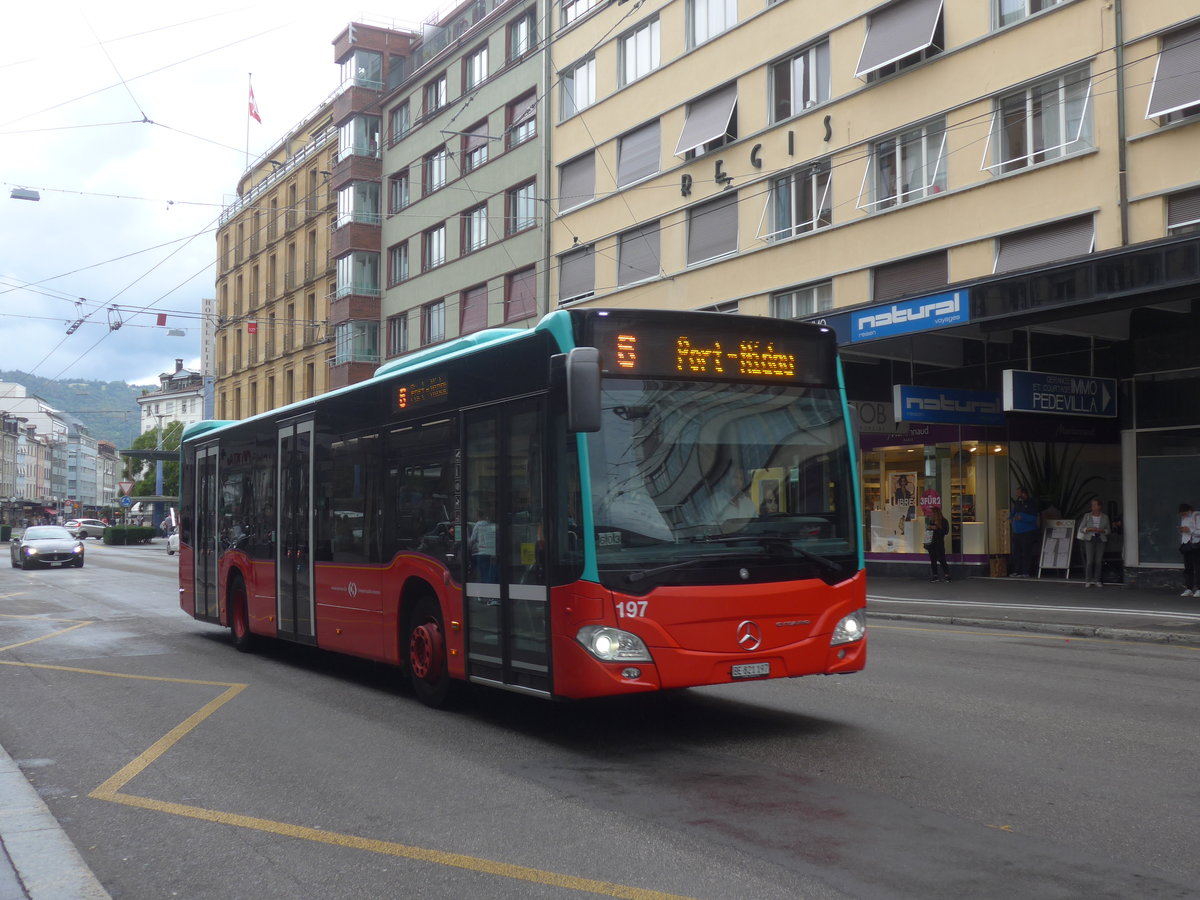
[120,496,134,507]
[118,481,135,496]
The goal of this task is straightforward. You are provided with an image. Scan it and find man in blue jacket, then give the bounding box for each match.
[1010,486,1040,577]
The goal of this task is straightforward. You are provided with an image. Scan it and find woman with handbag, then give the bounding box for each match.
[1178,503,1200,597]
[924,506,951,582]
[1076,497,1111,587]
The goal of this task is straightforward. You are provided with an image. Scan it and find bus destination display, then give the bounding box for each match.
[589,315,832,383]
[392,374,449,414]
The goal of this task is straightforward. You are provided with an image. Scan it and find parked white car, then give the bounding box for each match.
[64,518,107,539]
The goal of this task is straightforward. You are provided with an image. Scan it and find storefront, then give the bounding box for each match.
[810,233,1199,584]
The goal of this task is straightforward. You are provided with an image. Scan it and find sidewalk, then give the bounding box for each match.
[867,573,1200,646]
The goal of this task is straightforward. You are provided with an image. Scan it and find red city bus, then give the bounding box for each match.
[178,308,865,706]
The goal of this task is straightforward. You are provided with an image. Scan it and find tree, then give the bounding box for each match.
[124,421,183,496]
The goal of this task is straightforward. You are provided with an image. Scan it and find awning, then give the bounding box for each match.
[994,216,1094,274]
[674,84,737,157]
[855,0,944,79]
[1146,22,1200,118]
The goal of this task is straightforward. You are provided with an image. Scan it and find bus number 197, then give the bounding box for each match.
[616,600,648,618]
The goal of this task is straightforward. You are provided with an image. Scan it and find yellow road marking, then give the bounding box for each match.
[0,620,95,653]
[2,637,700,899]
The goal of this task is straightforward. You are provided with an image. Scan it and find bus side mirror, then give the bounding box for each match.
[566,347,601,433]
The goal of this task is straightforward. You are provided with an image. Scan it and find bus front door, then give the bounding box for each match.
[277,420,315,642]
[194,444,220,621]
[464,399,550,695]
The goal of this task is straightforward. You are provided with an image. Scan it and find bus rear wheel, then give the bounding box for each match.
[406,595,458,708]
[229,575,255,653]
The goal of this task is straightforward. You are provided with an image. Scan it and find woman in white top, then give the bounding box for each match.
[1076,498,1111,588]
[1178,503,1200,597]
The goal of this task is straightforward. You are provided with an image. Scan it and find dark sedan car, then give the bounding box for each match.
[10,526,86,569]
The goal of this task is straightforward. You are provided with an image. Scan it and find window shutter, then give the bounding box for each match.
[558,152,595,212]
[1146,23,1200,118]
[618,121,660,187]
[873,251,948,300]
[618,222,661,285]
[558,246,594,301]
[687,192,739,264]
[460,284,488,334]
[675,84,737,156]
[1167,187,1200,230]
[855,0,945,78]
[994,216,1094,274]
[506,267,537,320]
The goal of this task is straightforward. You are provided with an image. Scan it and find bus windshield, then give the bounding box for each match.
[587,379,857,592]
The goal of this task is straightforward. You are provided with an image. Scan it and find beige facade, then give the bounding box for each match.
[214,104,339,419]
[549,0,1200,316]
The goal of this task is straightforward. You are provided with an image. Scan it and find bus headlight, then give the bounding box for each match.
[576,626,652,662]
[830,610,866,645]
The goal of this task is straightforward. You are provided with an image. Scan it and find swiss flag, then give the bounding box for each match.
[249,84,262,124]
[247,321,258,334]
[156,313,167,326]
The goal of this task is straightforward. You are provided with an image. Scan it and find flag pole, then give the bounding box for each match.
[245,73,252,171]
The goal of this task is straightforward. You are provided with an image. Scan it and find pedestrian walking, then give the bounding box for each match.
[1076,497,1111,587]
[1009,486,1040,577]
[1177,503,1200,597]
[923,506,951,582]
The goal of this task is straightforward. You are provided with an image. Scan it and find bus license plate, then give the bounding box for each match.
[731,662,770,679]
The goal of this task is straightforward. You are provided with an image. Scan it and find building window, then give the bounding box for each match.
[561,56,596,118]
[620,18,661,86]
[855,0,944,81]
[558,246,595,303]
[617,221,661,286]
[335,251,380,298]
[563,0,599,26]
[687,0,737,48]
[507,180,538,234]
[772,282,833,318]
[389,102,410,146]
[1167,187,1200,236]
[764,159,831,240]
[617,120,660,187]
[771,40,830,122]
[338,115,381,161]
[505,266,537,321]
[340,48,383,89]
[507,92,537,148]
[423,224,447,270]
[558,152,595,212]
[509,11,536,60]
[423,147,448,194]
[464,44,488,91]
[333,320,380,365]
[387,313,408,357]
[675,83,737,157]
[460,283,488,334]
[388,170,410,214]
[873,251,948,301]
[994,0,1066,29]
[994,216,1094,273]
[990,65,1092,174]
[423,73,447,116]
[421,300,446,345]
[462,120,490,172]
[1146,23,1200,123]
[864,116,947,211]
[387,242,409,286]
[336,182,381,228]
[686,191,739,265]
[700,300,739,313]
[463,204,489,252]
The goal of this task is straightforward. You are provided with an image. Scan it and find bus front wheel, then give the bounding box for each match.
[229,575,255,653]
[406,595,458,708]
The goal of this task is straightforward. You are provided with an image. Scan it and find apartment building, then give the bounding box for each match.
[214,100,343,417]
[371,0,549,365]
[550,0,1200,584]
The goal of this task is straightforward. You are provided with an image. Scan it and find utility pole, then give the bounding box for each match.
[154,414,165,532]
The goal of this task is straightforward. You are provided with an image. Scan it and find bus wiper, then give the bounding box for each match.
[691,534,843,573]
[624,557,710,583]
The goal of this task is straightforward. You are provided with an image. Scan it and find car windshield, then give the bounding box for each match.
[24,527,74,541]
[586,379,857,591]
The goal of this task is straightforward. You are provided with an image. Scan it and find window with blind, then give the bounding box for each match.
[505,266,537,321]
[617,221,661,286]
[558,152,595,212]
[460,284,489,335]
[687,192,739,265]
[462,120,489,172]
[856,0,944,81]
[558,246,595,303]
[507,91,537,148]
[675,84,737,157]
[873,251,948,301]
[1167,188,1200,235]
[994,216,1094,273]
[1146,23,1200,122]
[617,121,660,187]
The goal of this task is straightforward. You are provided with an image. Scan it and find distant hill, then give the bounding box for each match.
[0,371,143,450]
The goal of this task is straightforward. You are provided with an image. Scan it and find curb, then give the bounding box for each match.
[867,611,1200,646]
[0,743,111,900]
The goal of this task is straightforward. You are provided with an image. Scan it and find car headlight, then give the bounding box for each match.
[73,544,84,554]
[576,625,653,662]
[831,610,866,645]
[24,547,38,556]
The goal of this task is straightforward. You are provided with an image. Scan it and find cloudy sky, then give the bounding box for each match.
[1,1,441,385]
